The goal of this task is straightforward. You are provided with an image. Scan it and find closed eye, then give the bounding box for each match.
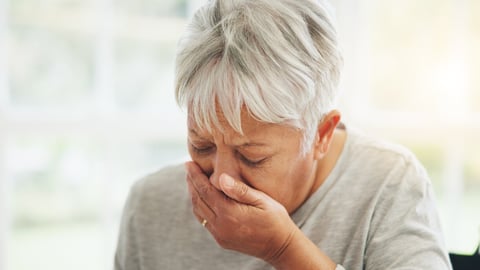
[238,154,268,168]
[190,144,215,155]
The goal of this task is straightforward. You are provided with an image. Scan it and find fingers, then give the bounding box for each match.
[186,161,270,225]
[186,175,216,226]
[186,162,224,204]
[185,162,225,225]
[219,173,266,208]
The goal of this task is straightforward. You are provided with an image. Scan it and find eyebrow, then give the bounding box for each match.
[188,129,268,148]
[238,142,268,148]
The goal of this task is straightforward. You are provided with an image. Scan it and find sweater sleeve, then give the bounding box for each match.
[364,157,452,270]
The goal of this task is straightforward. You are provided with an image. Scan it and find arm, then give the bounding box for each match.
[267,226,337,270]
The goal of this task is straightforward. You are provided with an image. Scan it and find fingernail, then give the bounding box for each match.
[221,174,235,188]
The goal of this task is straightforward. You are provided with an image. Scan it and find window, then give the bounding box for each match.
[0,1,478,269]
[334,0,480,254]
[1,0,191,269]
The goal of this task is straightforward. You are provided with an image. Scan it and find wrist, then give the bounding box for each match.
[267,227,336,270]
[266,226,300,269]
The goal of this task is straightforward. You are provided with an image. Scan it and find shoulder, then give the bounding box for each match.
[115,163,193,269]
[135,163,186,192]
[341,129,450,268]
[123,163,187,216]
[347,127,419,165]
[337,126,431,201]
[345,127,428,180]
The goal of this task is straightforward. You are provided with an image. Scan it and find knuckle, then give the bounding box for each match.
[198,184,211,196]
[236,182,249,198]
[190,193,199,205]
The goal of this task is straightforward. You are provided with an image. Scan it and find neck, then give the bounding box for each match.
[309,128,347,197]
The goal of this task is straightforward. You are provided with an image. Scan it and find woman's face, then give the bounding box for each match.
[187,110,319,214]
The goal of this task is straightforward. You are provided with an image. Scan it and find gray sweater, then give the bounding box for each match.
[114,128,452,270]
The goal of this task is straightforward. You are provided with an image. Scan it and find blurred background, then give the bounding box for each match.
[0,0,478,269]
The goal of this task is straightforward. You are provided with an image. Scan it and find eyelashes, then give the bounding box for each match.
[189,144,268,168]
[190,145,215,155]
[238,155,267,168]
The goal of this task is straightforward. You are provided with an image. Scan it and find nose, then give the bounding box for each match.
[209,150,242,190]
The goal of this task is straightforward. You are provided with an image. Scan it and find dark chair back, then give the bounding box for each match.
[449,245,480,270]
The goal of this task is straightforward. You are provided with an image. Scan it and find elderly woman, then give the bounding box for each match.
[115,0,452,269]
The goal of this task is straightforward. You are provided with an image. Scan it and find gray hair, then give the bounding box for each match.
[175,0,342,153]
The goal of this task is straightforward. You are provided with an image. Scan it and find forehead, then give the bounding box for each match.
[188,109,269,138]
[187,108,302,146]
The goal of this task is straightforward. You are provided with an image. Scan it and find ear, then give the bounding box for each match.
[312,110,341,160]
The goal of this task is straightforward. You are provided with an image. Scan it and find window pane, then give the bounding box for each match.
[470,0,480,110]
[9,4,94,108]
[368,0,454,112]
[7,135,187,270]
[7,136,104,270]
[12,0,89,10]
[116,0,187,17]
[406,142,444,189]
[9,223,105,270]
[112,7,186,111]
[459,141,480,252]
[116,0,188,17]
[114,39,178,111]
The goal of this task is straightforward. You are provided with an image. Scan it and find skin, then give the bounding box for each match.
[185,108,345,269]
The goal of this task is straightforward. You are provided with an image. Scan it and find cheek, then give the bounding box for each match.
[239,167,268,189]
[292,155,315,181]
[237,164,288,198]
[265,156,315,198]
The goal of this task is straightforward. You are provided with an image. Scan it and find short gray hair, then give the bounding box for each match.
[175,0,342,152]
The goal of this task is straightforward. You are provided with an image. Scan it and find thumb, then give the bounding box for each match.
[219,173,265,207]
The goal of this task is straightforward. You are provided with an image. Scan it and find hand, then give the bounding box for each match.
[185,161,298,263]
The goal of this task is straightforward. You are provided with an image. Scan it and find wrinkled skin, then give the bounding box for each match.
[185,109,341,266]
